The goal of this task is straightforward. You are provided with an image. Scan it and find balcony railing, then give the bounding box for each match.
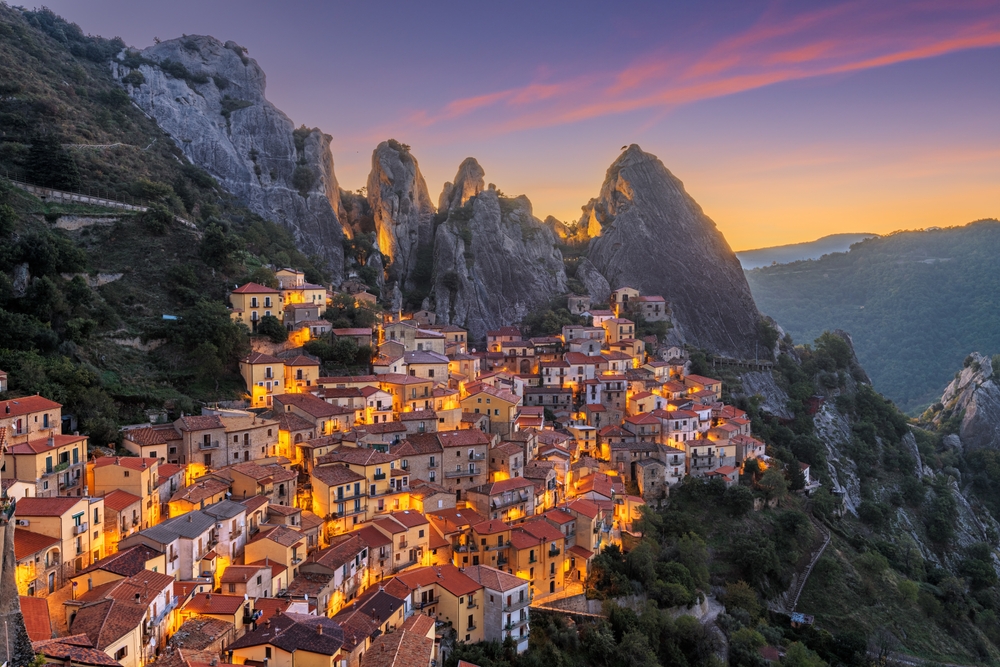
[528,556,537,564]
[445,466,482,478]
[548,547,561,557]
[504,617,529,630]
[453,543,478,553]
[466,601,478,609]
[503,599,528,612]
[73,522,88,535]
[414,597,439,610]
[373,473,386,481]
[200,440,220,450]
[427,460,437,468]
[291,557,303,565]
[468,452,485,462]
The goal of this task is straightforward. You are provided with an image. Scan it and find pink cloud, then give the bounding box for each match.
[398,1,1000,138]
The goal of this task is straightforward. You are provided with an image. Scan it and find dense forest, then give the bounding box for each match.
[746,220,1000,413]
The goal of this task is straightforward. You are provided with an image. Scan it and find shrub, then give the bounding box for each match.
[257,315,286,343]
[122,70,145,86]
[292,165,315,197]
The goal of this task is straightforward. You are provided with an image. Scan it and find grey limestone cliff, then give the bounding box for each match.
[581,145,764,358]
[431,160,566,341]
[114,35,345,277]
[934,352,1000,450]
[367,141,436,291]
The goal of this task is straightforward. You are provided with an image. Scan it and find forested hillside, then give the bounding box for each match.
[746,220,1000,413]
[0,7,328,444]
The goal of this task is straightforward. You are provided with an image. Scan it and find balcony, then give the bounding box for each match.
[466,600,479,609]
[528,556,537,564]
[427,460,437,468]
[291,557,303,565]
[73,522,88,535]
[373,473,386,481]
[468,452,485,462]
[414,597,439,610]
[503,599,528,612]
[446,466,482,478]
[232,527,243,538]
[199,440,221,450]
[453,543,478,553]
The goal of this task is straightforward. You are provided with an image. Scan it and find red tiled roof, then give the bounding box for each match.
[16,496,83,517]
[232,282,279,294]
[7,433,86,455]
[14,529,59,560]
[102,489,141,513]
[183,594,246,615]
[0,395,60,419]
[21,594,52,641]
[93,456,157,471]
[395,564,481,598]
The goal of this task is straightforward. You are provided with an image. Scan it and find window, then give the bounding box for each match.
[265,648,271,660]
[123,470,130,478]
[114,647,128,660]
[228,583,236,593]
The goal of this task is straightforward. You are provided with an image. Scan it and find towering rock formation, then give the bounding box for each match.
[431,160,566,341]
[114,36,345,278]
[438,158,485,212]
[366,141,436,291]
[581,145,765,358]
[931,352,1000,451]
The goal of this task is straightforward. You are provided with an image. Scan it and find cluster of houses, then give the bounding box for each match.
[0,280,783,667]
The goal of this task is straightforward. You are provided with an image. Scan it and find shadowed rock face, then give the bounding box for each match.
[431,161,566,340]
[581,144,765,358]
[367,141,436,291]
[115,35,345,278]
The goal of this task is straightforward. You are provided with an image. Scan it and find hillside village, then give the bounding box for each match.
[0,273,799,667]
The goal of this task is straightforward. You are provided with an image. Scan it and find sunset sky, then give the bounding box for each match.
[43,0,1000,250]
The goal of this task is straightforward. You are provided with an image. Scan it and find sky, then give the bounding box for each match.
[40,0,1000,250]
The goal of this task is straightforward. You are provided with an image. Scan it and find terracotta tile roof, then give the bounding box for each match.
[241,495,269,513]
[71,598,147,650]
[232,282,279,294]
[176,415,225,432]
[253,598,291,624]
[297,434,343,450]
[469,478,535,496]
[220,565,269,584]
[7,433,86,455]
[0,395,61,419]
[168,615,235,651]
[355,422,407,435]
[230,462,297,483]
[16,496,83,517]
[425,508,484,533]
[567,544,594,560]
[276,393,355,418]
[32,635,121,666]
[20,595,51,642]
[399,409,436,421]
[183,594,246,616]
[102,489,141,513]
[284,355,321,367]
[520,518,564,543]
[331,606,379,650]
[124,424,182,445]
[436,430,490,448]
[286,571,334,597]
[277,412,316,432]
[14,529,59,560]
[93,455,157,471]
[307,533,366,570]
[361,627,433,667]
[311,464,366,486]
[333,328,373,337]
[563,498,600,519]
[395,564,481,598]
[355,524,392,549]
[388,510,428,529]
[463,565,526,592]
[318,375,378,385]
[251,525,305,548]
[392,435,443,456]
[228,612,345,656]
[76,544,162,577]
[319,447,399,467]
[472,519,510,535]
[157,463,186,479]
[543,508,575,525]
[170,478,230,504]
[248,559,287,579]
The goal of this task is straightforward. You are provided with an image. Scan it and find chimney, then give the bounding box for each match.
[316,624,322,635]
[48,434,55,447]
[206,593,212,601]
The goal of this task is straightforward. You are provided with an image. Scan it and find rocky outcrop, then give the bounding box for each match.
[367,141,436,290]
[581,145,764,358]
[931,352,1000,450]
[431,164,567,341]
[438,158,485,212]
[114,35,345,277]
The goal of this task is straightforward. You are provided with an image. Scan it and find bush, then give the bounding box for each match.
[257,315,286,343]
[292,165,315,197]
[122,70,145,86]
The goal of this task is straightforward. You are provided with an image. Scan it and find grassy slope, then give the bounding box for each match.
[746,220,1000,414]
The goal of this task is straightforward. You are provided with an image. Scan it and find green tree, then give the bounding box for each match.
[729,627,766,667]
[257,314,287,343]
[724,580,762,621]
[676,533,709,589]
[782,641,828,667]
[26,135,80,190]
[757,467,788,501]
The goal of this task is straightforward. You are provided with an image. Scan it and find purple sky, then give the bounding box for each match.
[40,0,1000,249]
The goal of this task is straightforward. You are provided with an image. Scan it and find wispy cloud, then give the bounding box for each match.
[396,0,1000,137]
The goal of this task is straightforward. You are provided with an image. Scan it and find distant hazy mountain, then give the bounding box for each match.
[746,221,1000,413]
[737,233,877,269]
